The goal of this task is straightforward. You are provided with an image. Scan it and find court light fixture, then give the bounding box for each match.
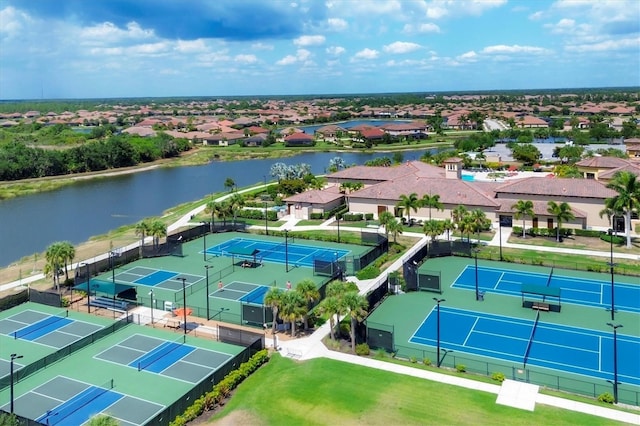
[10,353,23,414]
[433,298,445,367]
[606,323,623,404]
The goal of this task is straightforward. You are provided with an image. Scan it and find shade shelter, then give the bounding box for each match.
[227,247,260,268]
[521,284,561,312]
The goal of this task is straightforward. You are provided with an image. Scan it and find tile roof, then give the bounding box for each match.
[496,199,587,218]
[494,176,616,198]
[575,156,633,169]
[284,186,344,204]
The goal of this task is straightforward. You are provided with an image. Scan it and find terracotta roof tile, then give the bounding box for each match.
[495,176,616,198]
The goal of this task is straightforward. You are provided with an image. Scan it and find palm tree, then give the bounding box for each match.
[229,193,245,226]
[134,219,152,251]
[58,241,75,283]
[547,201,575,242]
[325,280,352,338]
[451,205,468,230]
[295,279,320,330]
[44,242,65,291]
[205,200,222,231]
[378,211,395,239]
[318,295,340,340]
[279,291,306,337]
[512,200,535,238]
[441,218,454,241]
[422,219,443,242]
[264,287,284,335]
[224,177,235,192]
[149,220,167,249]
[606,171,640,248]
[386,217,403,243]
[343,291,369,353]
[87,415,120,426]
[458,214,475,242]
[396,192,420,224]
[470,209,488,244]
[420,193,443,220]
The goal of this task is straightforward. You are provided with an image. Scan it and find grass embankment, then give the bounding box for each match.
[209,355,622,426]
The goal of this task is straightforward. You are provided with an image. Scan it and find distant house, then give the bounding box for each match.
[284,132,314,147]
[244,134,267,147]
[379,122,428,139]
[624,138,640,158]
[516,115,549,128]
[575,156,640,181]
[315,124,347,141]
[202,132,245,146]
[357,127,385,143]
[283,186,344,219]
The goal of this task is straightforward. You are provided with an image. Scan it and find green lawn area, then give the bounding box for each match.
[208,355,622,425]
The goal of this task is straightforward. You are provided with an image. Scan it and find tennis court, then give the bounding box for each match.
[106,266,204,292]
[0,309,103,348]
[205,237,350,268]
[210,281,271,304]
[410,306,640,386]
[3,376,163,426]
[452,265,640,313]
[95,334,233,384]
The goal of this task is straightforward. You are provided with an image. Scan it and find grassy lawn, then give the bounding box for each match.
[295,219,325,226]
[208,355,622,425]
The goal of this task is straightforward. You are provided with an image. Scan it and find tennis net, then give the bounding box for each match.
[545,267,554,287]
[259,240,288,258]
[14,310,69,339]
[45,379,114,425]
[523,311,541,367]
[138,335,186,371]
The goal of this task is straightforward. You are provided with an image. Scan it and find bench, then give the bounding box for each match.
[532,302,550,311]
[89,296,128,312]
[164,319,182,329]
[285,347,303,359]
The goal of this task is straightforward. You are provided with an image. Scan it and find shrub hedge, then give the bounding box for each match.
[169,350,270,426]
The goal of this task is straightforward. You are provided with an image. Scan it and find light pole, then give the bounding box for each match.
[336,214,341,243]
[10,353,23,414]
[264,200,269,236]
[607,323,623,404]
[608,229,616,321]
[110,251,116,286]
[433,298,445,367]
[148,290,154,325]
[202,221,208,262]
[81,263,91,313]
[205,265,213,320]
[473,248,480,301]
[284,229,289,273]
[497,218,503,261]
[175,277,188,335]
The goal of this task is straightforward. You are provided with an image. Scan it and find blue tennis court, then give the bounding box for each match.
[452,265,640,313]
[110,266,204,291]
[410,306,640,386]
[205,237,350,268]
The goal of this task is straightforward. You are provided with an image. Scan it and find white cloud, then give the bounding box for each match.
[424,0,507,19]
[482,44,551,55]
[326,46,346,55]
[457,51,478,61]
[0,6,33,38]
[234,54,258,64]
[565,36,640,53]
[383,41,422,54]
[293,35,326,47]
[79,21,155,46]
[251,42,274,51]
[175,39,208,53]
[276,49,312,65]
[327,18,348,31]
[352,48,379,60]
[403,22,441,34]
[529,11,544,20]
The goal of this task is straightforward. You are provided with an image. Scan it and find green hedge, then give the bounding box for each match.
[170,350,270,426]
[324,203,348,220]
[236,209,278,221]
[310,213,324,220]
[342,213,364,221]
[513,226,573,238]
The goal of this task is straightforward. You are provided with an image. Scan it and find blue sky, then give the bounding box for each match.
[1,0,638,100]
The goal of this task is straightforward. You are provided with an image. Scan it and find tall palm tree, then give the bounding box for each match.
[441,218,454,241]
[204,200,222,231]
[325,280,351,338]
[149,220,167,249]
[264,287,284,335]
[420,193,443,220]
[279,291,306,337]
[378,211,395,240]
[318,296,340,340]
[547,201,575,242]
[134,219,152,251]
[58,241,75,283]
[343,291,369,353]
[470,209,488,244]
[386,218,403,244]
[87,415,120,426]
[512,199,535,238]
[458,215,475,242]
[451,205,468,230]
[422,219,443,242]
[606,171,640,248]
[45,242,65,291]
[229,193,245,226]
[295,279,320,330]
[396,192,419,224]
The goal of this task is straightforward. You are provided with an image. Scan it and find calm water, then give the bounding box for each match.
[0,149,436,266]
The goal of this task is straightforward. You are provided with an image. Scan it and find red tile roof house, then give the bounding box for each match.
[284,132,315,147]
[624,138,640,159]
[316,160,627,232]
[283,186,345,219]
[379,122,428,139]
[575,157,640,181]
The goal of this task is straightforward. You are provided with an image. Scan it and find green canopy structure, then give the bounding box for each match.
[521,284,561,312]
[74,279,136,298]
[226,247,260,267]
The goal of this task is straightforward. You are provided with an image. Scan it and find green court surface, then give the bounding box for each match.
[91,232,368,324]
[0,303,245,425]
[367,256,640,405]
[0,302,115,379]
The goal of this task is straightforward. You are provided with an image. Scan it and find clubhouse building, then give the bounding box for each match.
[284,159,640,233]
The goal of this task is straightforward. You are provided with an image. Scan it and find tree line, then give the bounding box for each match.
[0,133,191,181]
